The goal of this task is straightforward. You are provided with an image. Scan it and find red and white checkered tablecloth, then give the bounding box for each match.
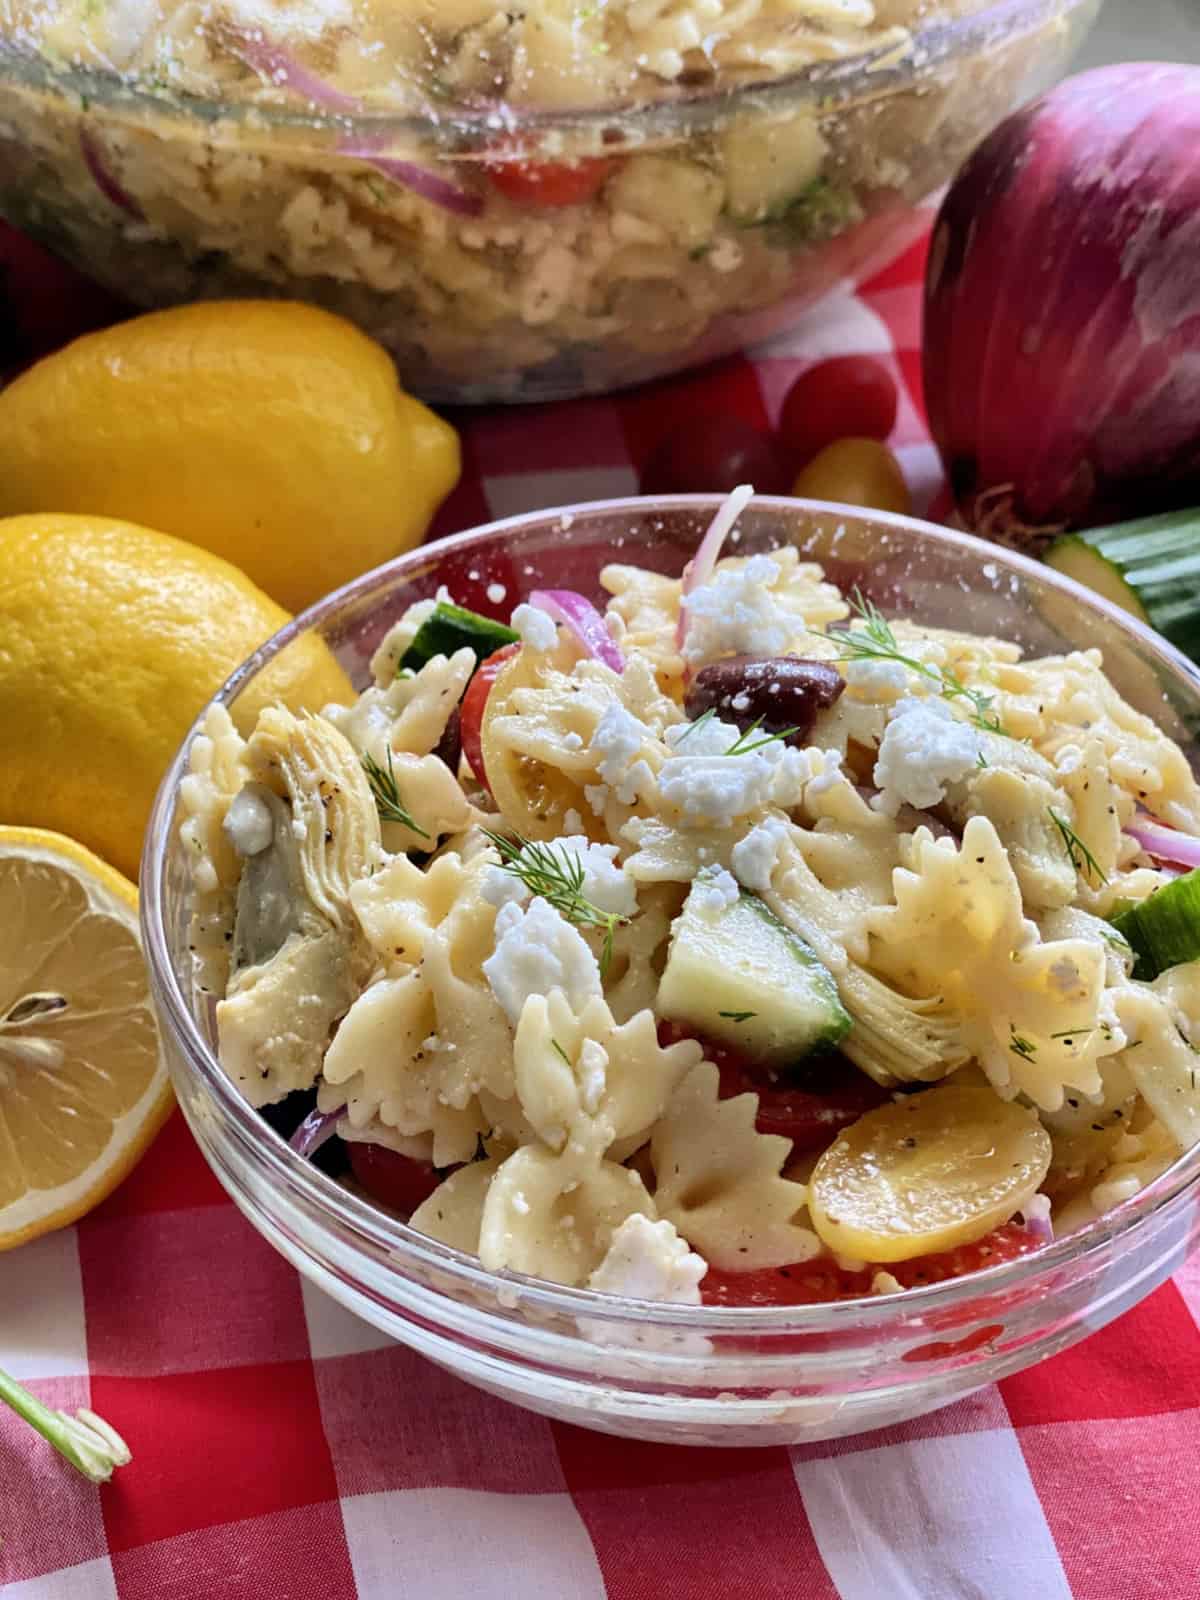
[3,220,1200,1600]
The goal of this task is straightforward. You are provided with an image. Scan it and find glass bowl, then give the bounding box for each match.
[0,0,1100,403]
[141,495,1200,1447]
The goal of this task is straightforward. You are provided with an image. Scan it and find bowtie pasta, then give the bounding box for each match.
[183,498,1200,1307]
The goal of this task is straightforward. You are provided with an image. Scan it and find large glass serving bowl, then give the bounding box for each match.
[0,0,1100,402]
[141,495,1200,1447]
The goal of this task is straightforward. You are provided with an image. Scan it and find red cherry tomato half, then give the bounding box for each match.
[347,1141,443,1217]
[778,356,899,469]
[656,1021,890,1153]
[639,413,789,497]
[459,641,521,791]
[701,1223,1039,1308]
[488,155,614,208]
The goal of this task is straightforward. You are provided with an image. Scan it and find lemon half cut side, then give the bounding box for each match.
[0,827,173,1250]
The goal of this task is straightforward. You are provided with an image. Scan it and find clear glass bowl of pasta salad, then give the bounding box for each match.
[142,493,1200,1447]
[0,0,1100,402]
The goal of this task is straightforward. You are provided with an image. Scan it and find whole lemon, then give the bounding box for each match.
[0,513,351,881]
[0,301,460,612]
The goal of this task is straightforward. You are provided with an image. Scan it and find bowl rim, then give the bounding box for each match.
[141,490,1200,1332]
[2,0,1094,144]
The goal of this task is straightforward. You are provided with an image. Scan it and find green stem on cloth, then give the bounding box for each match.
[0,1365,131,1482]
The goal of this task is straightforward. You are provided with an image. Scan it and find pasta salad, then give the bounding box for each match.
[181,490,1200,1307]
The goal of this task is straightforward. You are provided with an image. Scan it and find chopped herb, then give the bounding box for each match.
[1047,807,1108,885]
[689,242,712,262]
[1009,1029,1038,1061]
[825,591,1007,735]
[361,175,390,206]
[674,707,716,744]
[723,716,799,756]
[361,748,430,838]
[1099,924,1131,952]
[482,828,623,978]
[718,1010,756,1023]
[976,749,990,768]
[551,1039,572,1068]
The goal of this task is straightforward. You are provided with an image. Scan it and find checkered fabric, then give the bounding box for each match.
[2,220,1198,1600]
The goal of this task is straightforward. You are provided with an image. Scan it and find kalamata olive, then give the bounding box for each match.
[433,706,462,775]
[684,656,845,743]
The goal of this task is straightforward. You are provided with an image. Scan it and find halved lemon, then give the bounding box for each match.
[0,827,173,1249]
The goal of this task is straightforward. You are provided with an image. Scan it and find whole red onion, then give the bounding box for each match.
[923,63,1200,547]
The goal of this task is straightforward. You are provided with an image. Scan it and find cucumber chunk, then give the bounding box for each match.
[1044,509,1200,661]
[657,882,851,1066]
[399,602,518,674]
[1111,868,1200,980]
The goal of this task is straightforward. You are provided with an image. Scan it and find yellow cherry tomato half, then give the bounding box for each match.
[790,437,912,516]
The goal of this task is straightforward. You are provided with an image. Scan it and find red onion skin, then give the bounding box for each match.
[79,129,144,221]
[924,63,1200,542]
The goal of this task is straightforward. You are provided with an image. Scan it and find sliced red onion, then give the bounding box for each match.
[1126,819,1200,872]
[226,30,361,111]
[79,129,143,220]
[529,589,625,674]
[289,1106,342,1159]
[338,146,484,218]
[675,484,755,652]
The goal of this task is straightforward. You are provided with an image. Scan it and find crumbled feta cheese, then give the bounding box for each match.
[658,741,817,828]
[577,1038,609,1115]
[224,785,274,856]
[680,555,792,664]
[585,782,610,817]
[587,1214,706,1304]
[872,696,981,816]
[666,715,741,756]
[511,603,558,653]
[730,815,791,893]
[845,657,909,700]
[563,808,585,834]
[483,897,603,1025]
[481,836,638,918]
[690,865,740,914]
[591,702,653,783]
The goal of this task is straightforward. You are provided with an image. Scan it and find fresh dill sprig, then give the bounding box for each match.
[1047,807,1108,885]
[482,828,623,977]
[674,707,716,744]
[723,716,799,756]
[826,590,1006,736]
[361,749,430,838]
[718,1010,756,1023]
[1009,1030,1038,1061]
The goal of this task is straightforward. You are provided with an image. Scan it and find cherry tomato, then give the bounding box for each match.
[459,641,520,790]
[639,414,789,497]
[347,1141,443,1216]
[778,356,898,466]
[791,437,912,516]
[488,155,614,208]
[701,1223,1039,1308]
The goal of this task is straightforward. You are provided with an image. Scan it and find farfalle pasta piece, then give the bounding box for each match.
[604,884,683,1024]
[993,649,1200,831]
[325,647,474,763]
[1112,978,1200,1152]
[866,817,1126,1108]
[217,928,358,1107]
[350,851,471,968]
[651,1062,820,1269]
[244,707,380,932]
[178,704,250,992]
[319,971,486,1167]
[410,1157,504,1255]
[478,1135,657,1284]
[512,991,701,1152]
[954,766,1077,910]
